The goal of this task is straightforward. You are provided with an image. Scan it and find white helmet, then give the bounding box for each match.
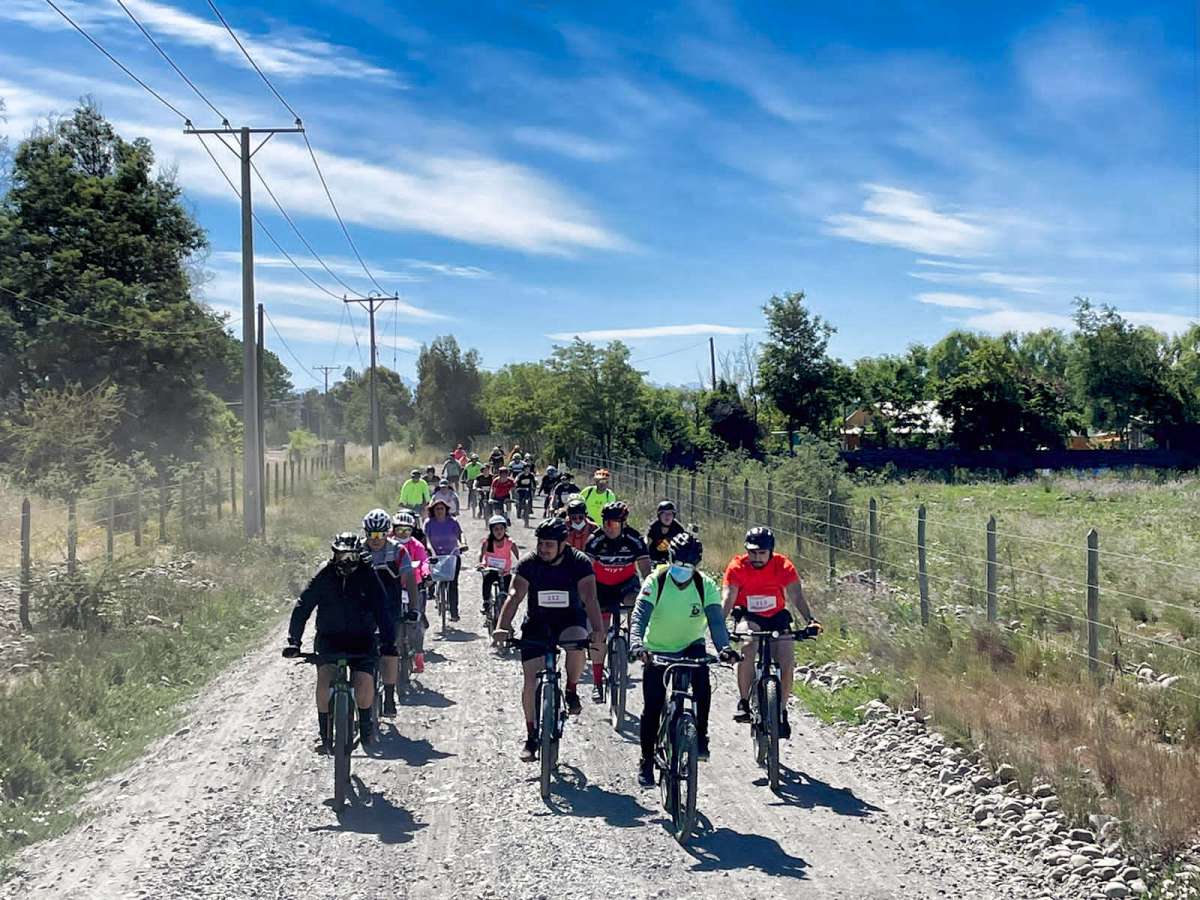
[363,508,392,534]
[546,465,558,477]
[392,510,416,529]
[487,514,509,528]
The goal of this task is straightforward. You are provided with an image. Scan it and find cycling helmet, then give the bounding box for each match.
[392,510,416,529]
[470,453,479,461]
[331,531,362,553]
[668,532,703,566]
[524,453,533,461]
[410,468,421,477]
[487,514,509,528]
[546,465,558,476]
[438,478,449,487]
[534,517,569,542]
[744,526,775,552]
[657,500,677,514]
[601,500,629,523]
[565,497,588,517]
[362,508,392,534]
[425,465,436,473]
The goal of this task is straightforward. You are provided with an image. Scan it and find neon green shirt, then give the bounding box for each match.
[638,567,722,653]
[579,485,616,524]
[464,461,483,481]
[399,478,432,507]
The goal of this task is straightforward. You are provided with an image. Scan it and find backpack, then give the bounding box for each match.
[654,567,705,606]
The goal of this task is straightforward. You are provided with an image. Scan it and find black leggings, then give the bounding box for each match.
[481,570,511,603]
[639,642,711,762]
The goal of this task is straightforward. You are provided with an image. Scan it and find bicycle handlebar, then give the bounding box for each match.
[648,653,721,667]
[730,626,821,642]
[504,637,593,652]
[293,651,378,665]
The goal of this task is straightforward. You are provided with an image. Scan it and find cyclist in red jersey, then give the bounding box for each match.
[562,496,596,551]
[490,466,517,517]
[583,501,650,703]
[722,526,821,739]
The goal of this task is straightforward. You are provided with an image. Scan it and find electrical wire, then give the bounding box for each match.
[0,283,238,336]
[262,308,322,388]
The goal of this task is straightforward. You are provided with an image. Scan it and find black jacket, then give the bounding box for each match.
[645,518,686,564]
[288,560,396,646]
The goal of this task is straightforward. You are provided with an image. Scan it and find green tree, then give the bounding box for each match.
[701,380,759,455]
[544,339,645,458]
[415,335,485,443]
[758,291,838,443]
[850,345,930,446]
[481,362,555,455]
[331,366,413,444]
[0,101,226,465]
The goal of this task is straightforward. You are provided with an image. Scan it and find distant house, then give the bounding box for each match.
[841,401,951,450]
[1069,417,1150,450]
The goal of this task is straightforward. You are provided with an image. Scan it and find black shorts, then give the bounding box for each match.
[519,612,589,662]
[736,608,793,632]
[596,578,640,615]
[314,634,378,674]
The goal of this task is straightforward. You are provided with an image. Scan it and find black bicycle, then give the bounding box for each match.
[732,622,820,792]
[515,487,534,527]
[509,635,592,800]
[294,652,377,812]
[606,607,633,731]
[475,487,491,519]
[478,564,507,635]
[396,588,422,695]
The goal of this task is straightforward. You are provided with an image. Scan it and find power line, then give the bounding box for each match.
[262,308,322,388]
[204,0,301,121]
[0,283,238,336]
[631,339,710,365]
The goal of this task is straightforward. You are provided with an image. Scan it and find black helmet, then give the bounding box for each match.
[744,526,775,552]
[657,500,676,514]
[668,532,702,566]
[565,497,588,517]
[331,531,362,553]
[601,500,629,523]
[534,517,568,542]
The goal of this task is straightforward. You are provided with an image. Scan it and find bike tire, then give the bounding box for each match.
[439,582,448,633]
[672,715,700,844]
[333,688,352,812]
[539,684,556,800]
[608,635,627,730]
[764,678,781,792]
[398,626,412,694]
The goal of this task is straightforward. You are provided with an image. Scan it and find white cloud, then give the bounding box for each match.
[200,273,446,321]
[1123,311,1196,335]
[914,259,985,270]
[909,267,1060,295]
[546,323,755,341]
[1014,17,1142,115]
[0,0,397,84]
[512,126,624,162]
[212,303,419,348]
[960,308,1073,333]
[210,251,424,284]
[917,292,1004,310]
[825,184,991,257]
[402,260,493,280]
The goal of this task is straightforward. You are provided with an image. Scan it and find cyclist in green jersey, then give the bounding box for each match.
[630,532,738,786]
[578,468,617,524]
[399,469,433,519]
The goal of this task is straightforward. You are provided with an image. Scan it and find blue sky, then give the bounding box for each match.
[0,1,1195,392]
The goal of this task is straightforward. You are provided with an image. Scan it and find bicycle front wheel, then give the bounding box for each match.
[439,582,448,632]
[608,635,627,730]
[671,714,700,844]
[398,626,412,693]
[333,687,352,812]
[763,678,781,792]
[539,683,557,800]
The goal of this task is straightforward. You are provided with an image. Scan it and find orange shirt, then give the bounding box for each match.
[723,553,799,616]
[565,521,596,552]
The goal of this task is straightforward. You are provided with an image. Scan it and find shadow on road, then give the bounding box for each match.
[313,778,427,844]
[422,649,449,665]
[537,765,652,828]
[757,767,881,817]
[436,627,479,643]
[685,815,809,879]
[401,686,456,709]
[370,725,456,766]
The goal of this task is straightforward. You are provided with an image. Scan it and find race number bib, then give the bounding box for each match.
[537,590,570,609]
[746,594,776,613]
[486,555,507,570]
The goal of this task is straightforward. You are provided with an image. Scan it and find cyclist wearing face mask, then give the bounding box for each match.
[562,496,596,551]
[630,532,739,786]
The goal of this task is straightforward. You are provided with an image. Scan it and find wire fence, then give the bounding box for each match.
[574,452,1200,706]
[0,449,336,631]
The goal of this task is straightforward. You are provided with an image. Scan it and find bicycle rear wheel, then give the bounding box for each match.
[608,635,627,730]
[671,714,700,844]
[333,687,352,812]
[398,625,412,694]
[438,582,448,632]
[763,678,781,792]
[539,683,556,800]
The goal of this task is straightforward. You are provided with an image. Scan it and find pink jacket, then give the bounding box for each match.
[400,536,430,580]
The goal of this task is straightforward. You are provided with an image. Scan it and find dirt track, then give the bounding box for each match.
[2,511,1040,899]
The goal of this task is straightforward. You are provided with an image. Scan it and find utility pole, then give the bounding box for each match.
[343,293,401,481]
[314,365,339,441]
[184,123,304,538]
[257,303,266,535]
[709,336,717,390]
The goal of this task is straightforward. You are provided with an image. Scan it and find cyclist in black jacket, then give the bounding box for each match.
[284,533,397,753]
[645,500,686,566]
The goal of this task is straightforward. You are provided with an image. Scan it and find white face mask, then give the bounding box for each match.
[669,564,694,582]
[570,518,588,531]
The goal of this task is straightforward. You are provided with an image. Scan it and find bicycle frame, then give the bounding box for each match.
[295,651,377,812]
[650,653,719,844]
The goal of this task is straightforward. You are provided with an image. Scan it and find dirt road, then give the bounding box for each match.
[3,511,1041,899]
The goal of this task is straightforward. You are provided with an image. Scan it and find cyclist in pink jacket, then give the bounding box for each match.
[392,509,431,672]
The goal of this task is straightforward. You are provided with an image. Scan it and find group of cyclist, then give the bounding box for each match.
[285,444,821,789]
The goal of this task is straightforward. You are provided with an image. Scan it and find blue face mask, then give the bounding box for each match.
[669,564,694,582]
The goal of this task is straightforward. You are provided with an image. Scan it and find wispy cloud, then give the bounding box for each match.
[211,303,420,349]
[909,267,1061,295]
[914,259,985,271]
[917,292,1004,310]
[0,0,398,84]
[210,251,423,283]
[200,273,446,321]
[825,184,991,257]
[512,126,624,162]
[960,308,1073,333]
[402,260,493,280]
[546,323,755,341]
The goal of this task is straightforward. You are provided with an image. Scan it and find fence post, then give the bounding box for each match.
[826,489,836,586]
[794,494,802,560]
[19,499,32,631]
[159,475,167,543]
[705,474,713,519]
[917,505,929,627]
[722,479,730,523]
[766,480,774,530]
[274,462,280,502]
[230,465,237,515]
[868,497,878,592]
[180,480,188,543]
[67,497,78,576]
[134,484,142,548]
[199,470,207,523]
[215,468,223,521]
[743,479,750,530]
[106,492,115,562]
[689,473,696,522]
[1087,528,1100,674]
[986,515,997,622]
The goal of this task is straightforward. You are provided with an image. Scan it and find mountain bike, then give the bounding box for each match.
[605,605,634,730]
[294,651,377,813]
[429,553,459,633]
[515,487,533,527]
[732,622,821,792]
[649,652,723,844]
[477,564,508,636]
[508,635,592,800]
[395,588,421,696]
[475,487,491,519]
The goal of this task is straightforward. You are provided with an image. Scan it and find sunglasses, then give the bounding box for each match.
[366,531,387,540]
[393,527,412,537]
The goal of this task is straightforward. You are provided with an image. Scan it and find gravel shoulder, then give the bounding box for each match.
[3,512,1045,900]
